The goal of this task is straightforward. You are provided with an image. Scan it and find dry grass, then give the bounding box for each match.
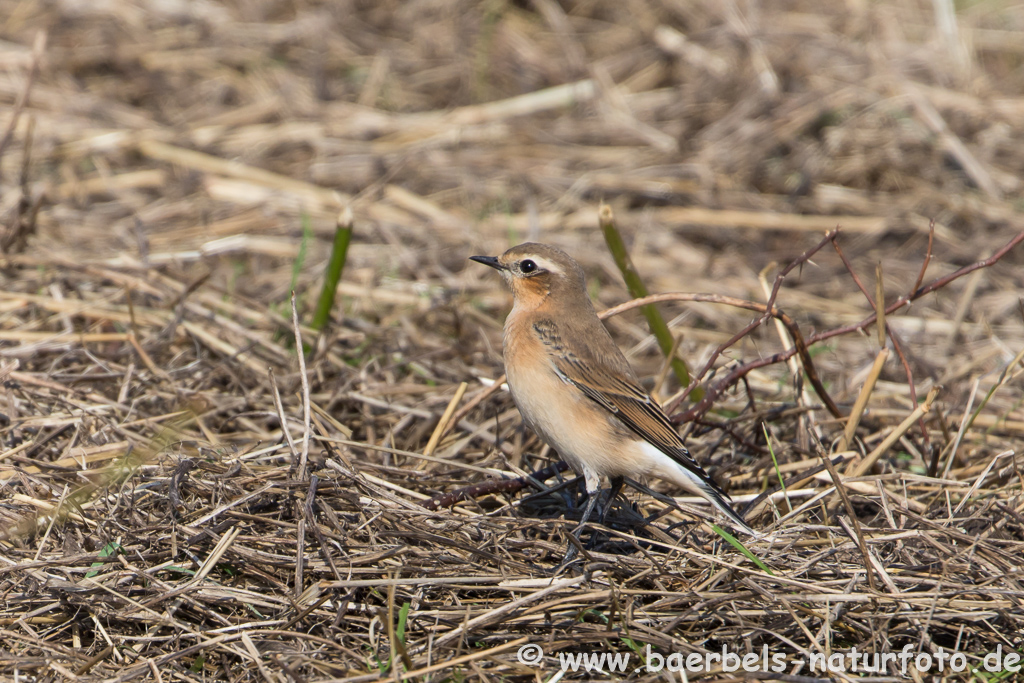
[1,1,1024,681]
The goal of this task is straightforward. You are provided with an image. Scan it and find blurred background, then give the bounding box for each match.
[2,3,1024,676]
[0,0,1022,414]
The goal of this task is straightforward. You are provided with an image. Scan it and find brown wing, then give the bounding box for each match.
[532,318,727,496]
[532,317,755,535]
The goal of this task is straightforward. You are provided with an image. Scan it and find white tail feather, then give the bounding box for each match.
[638,441,757,536]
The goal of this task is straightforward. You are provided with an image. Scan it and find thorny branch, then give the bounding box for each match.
[665,229,843,416]
[602,291,841,421]
[760,228,841,326]
[654,229,1024,424]
[832,236,929,446]
[809,229,1024,345]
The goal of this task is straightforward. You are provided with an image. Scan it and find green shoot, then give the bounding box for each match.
[764,423,789,514]
[599,204,701,400]
[712,524,774,575]
[311,207,353,331]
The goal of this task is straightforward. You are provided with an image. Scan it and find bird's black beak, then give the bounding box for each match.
[469,255,505,271]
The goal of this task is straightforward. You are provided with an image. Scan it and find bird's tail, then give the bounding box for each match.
[697,480,759,538]
[641,441,759,536]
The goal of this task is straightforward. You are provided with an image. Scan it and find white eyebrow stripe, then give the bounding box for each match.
[528,257,563,275]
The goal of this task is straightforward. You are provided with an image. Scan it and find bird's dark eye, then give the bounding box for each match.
[520,259,537,274]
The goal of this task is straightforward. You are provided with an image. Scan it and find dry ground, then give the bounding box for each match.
[1,1,1024,681]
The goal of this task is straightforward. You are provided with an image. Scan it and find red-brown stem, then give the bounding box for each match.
[664,230,1024,424]
[673,229,842,411]
[832,239,926,444]
[761,228,842,325]
[911,220,936,296]
[601,292,841,419]
[812,230,1024,345]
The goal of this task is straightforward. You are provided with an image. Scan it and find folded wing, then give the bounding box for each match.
[533,318,755,534]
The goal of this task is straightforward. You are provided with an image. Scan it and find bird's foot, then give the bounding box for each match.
[554,534,588,575]
[598,477,625,526]
[554,488,601,571]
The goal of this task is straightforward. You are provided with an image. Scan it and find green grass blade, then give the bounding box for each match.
[311,207,354,331]
[763,422,790,514]
[712,524,773,575]
[396,601,411,644]
[599,204,701,400]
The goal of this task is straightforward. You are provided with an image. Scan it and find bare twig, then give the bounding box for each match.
[652,230,1022,424]
[760,228,841,326]
[816,230,1024,345]
[833,238,925,442]
[601,292,841,419]
[422,461,570,510]
[290,292,313,479]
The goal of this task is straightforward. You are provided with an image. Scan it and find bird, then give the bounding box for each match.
[470,243,755,550]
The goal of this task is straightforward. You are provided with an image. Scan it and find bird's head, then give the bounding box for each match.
[470,242,588,309]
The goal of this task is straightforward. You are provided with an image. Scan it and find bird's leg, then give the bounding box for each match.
[600,476,625,525]
[568,474,586,510]
[560,493,599,567]
[561,469,602,566]
[575,468,603,533]
[573,490,602,538]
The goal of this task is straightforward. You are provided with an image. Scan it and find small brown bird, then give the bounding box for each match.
[471,243,754,541]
